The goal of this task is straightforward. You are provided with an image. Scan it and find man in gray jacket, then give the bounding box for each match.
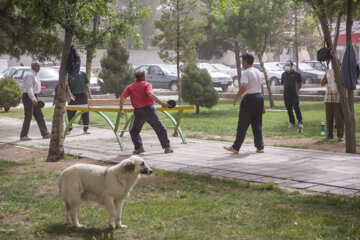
[20,61,51,140]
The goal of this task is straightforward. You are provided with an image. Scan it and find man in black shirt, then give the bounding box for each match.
[281,60,303,133]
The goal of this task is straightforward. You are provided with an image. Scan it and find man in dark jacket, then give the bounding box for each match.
[281,60,303,133]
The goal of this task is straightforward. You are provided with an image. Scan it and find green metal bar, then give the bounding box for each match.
[95,111,124,151]
[114,112,121,132]
[64,111,84,141]
[162,110,187,144]
[120,113,133,137]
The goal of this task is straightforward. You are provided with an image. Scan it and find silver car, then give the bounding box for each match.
[11,67,59,96]
[197,63,233,92]
[136,64,179,91]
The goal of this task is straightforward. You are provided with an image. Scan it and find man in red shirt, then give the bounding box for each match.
[119,69,173,154]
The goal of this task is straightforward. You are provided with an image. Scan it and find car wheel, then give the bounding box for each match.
[221,85,228,92]
[169,81,178,91]
[304,77,312,84]
[270,78,279,86]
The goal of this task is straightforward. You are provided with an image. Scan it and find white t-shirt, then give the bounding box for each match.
[242,67,262,95]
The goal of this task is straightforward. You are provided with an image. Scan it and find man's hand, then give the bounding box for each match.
[233,98,238,107]
[120,111,125,119]
[88,93,92,99]
[161,102,169,108]
[32,99,38,106]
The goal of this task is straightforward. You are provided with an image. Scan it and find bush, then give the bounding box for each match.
[181,64,218,114]
[99,37,134,98]
[0,76,22,112]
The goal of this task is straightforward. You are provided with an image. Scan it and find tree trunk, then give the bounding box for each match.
[86,47,94,83]
[316,0,356,153]
[294,6,299,71]
[47,27,74,161]
[234,42,242,87]
[333,13,342,52]
[176,0,181,104]
[258,53,275,109]
[196,105,199,114]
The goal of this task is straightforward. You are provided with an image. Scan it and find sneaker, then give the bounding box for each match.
[20,136,32,141]
[83,130,91,134]
[223,146,239,154]
[164,147,174,153]
[256,149,264,153]
[298,123,303,134]
[133,146,145,154]
[338,137,344,142]
[288,123,295,128]
[43,133,51,139]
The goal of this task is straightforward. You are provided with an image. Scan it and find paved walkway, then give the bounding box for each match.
[1,117,360,196]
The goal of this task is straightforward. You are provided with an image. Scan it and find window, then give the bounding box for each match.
[12,70,24,79]
[150,66,163,75]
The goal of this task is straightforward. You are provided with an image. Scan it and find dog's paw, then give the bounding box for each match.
[76,224,86,228]
[117,224,128,229]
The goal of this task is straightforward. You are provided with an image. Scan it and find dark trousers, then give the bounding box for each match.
[130,105,170,150]
[67,93,89,131]
[284,96,303,124]
[325,102,344,138]
[20,93,49,137]
[232,93,264,151]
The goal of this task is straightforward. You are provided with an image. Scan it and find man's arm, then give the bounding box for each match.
[119,96,125,118]
[321,74,327,86]
[148,93,169,108]
[233,83,248,106]
[85,83,92,99]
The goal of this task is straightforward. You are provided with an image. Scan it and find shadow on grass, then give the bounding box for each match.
[43,223,121,240]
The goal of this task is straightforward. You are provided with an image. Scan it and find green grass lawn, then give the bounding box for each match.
[1,155,360,240]
[2,100,360,141]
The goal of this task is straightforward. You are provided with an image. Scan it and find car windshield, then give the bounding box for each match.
[80,67,96,77]
[298,63,315,71]
[39,68,59,78]
[265,63,283,71]
[213,64,230,70]
[197,63,217,72]
[160,65,177,75]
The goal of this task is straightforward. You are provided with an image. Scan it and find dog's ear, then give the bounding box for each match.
[124,160,135,172]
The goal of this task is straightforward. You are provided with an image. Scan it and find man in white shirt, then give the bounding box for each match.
[224,53,265,154]
[20,61,51,140]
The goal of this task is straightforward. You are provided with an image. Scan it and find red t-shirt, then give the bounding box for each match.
[121,80,154,108]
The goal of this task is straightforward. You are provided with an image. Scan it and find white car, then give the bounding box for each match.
[211,63,238,81]
[197,63,233,92]
[253,62,284,86]
[0,73,4,79]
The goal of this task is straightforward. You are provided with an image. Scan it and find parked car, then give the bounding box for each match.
[2,66,26,77]
[11,67,59,96]
[136,64,179,91]
[211,63,238,82]
[51,66,102,94]
[197,63,233,92]
[0,73,4,79]
[277,62,324,84]
[303,61,326,72]
[253,62,283,86]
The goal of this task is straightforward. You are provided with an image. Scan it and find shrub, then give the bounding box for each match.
[0,76,22,112]
[181,64,218,114]
[99,37,134,98]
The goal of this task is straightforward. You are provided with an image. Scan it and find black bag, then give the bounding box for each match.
[67,45,81,76]
[317,40,333,62]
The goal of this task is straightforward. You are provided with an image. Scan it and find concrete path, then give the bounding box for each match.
[1,117,359,196]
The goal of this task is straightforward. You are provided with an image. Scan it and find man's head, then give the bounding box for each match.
[241,53,255,69]
[285,60,293,72]
[135,69,145,81]
[31,61,40,73]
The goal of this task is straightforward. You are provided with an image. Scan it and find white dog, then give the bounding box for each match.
[59,155,152,229]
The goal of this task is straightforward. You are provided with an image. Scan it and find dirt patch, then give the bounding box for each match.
[0,144,47,162]
[0,212,28,225]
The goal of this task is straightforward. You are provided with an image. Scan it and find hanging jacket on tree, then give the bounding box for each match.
[341,41,360,90]
[67,45,81,76]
